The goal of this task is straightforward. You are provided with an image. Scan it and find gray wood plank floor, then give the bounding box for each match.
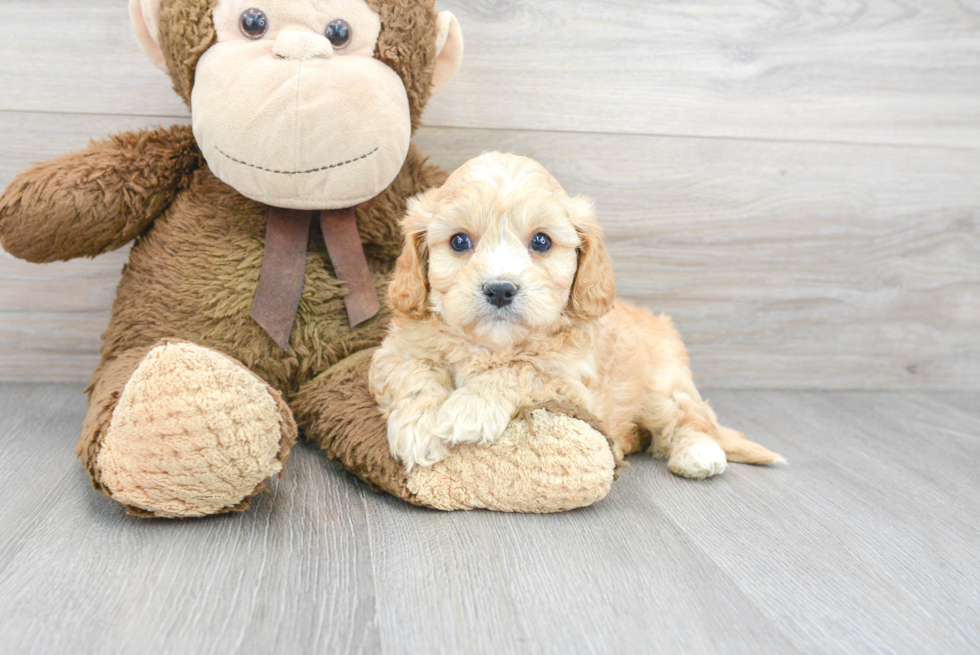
[0,384,977,655]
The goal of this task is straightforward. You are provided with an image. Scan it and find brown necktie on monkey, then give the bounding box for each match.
[251,204,380,350]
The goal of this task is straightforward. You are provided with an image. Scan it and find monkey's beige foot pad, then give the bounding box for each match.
[294,349,618,514]
[97,342,294,518]
[408,409,617,513]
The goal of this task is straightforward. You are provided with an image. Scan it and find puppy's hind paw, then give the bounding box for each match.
[669,440,729,479]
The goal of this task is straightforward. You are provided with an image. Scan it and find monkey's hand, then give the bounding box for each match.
[0,125,199,263]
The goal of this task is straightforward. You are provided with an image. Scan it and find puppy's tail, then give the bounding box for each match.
[715,428,785,466]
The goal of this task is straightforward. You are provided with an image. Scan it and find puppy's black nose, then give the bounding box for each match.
[484,282,519,308]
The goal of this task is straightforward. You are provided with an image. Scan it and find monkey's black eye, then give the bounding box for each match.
[239,9,269,40]
[325,19,352,49]
[449,234,472,253]
[530,233,553,253]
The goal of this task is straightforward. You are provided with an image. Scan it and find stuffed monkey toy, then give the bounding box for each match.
[0,0,618,518]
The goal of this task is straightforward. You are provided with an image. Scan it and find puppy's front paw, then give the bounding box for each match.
[669,439,729,479]
[387,408,451,471]
[433,390,511,447]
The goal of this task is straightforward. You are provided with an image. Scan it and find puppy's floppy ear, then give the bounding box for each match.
[566,196,616,321]
[389,190,436,319]
[389,232,428,318]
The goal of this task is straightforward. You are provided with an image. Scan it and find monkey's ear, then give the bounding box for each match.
[431,11,464,95]
[129,0,167,71]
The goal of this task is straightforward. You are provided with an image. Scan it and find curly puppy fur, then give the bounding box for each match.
[370,152,783,477]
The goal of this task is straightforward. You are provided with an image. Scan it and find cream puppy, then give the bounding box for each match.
[370,152,781,476]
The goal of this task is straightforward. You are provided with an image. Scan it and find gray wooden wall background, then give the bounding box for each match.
[1,0,978,389]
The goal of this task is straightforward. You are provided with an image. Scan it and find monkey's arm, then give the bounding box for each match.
[0,125,199,263]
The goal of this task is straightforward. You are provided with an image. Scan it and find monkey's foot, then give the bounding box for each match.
[407,407,618,513]
[296,350,618,514]
[96,342,295,518]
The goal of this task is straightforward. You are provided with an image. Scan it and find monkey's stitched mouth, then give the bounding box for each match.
[214,146,380,175]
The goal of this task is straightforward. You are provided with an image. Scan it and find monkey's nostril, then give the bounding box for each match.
[483,282,519,308]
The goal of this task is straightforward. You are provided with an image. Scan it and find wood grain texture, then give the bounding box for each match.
[0,385,86,572]
[644,391,980,654]
[429,0,980,148]
[1,385,978,654]
[2,0,979,147]
[0,384,384,655]
[0,112,185,381]
[2,113,978,388]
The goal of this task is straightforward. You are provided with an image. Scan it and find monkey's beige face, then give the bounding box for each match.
[418,156,589,346]
[131,0,462,210]
[192,0,409,210]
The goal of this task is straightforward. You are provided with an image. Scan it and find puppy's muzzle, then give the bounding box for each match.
[483,281,519,308]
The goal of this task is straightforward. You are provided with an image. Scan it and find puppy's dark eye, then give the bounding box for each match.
[449,233,472,253]
[325,19,352,49]
[240,9,269,40]
[530,233,553,253]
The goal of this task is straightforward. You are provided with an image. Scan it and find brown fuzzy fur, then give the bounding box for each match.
[364,0,441,131]
[94,139,445,398]
[159,0,218,106]
[293,348,420,504]
[0,125,199,263]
